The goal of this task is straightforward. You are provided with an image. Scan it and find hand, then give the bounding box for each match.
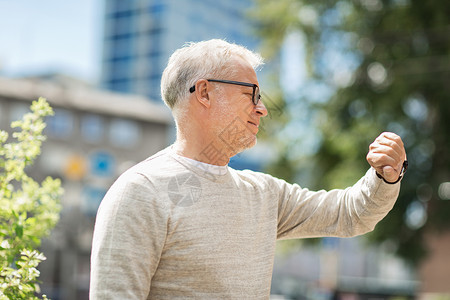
[366,132,407,183]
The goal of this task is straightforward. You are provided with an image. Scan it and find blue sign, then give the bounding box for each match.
[90,151,115,177]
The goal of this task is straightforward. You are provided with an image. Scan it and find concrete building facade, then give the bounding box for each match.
[0,75,172,299]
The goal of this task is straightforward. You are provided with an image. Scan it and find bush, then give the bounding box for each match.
[0,98,63,299]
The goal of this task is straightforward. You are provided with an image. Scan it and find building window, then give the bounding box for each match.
[81,114,104,143]
[104,56,133,81]
[109,118,141,148]
[82,185,107,216]
[111,15,135,37]
[109,9,134,19]
[108,55,132,63]
[110,35,134,59]
[108,0,135,14]
[106,78,132,93]
[148,3,166,15]
[45,108,74,139]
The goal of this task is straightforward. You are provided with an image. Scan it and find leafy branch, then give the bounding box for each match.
[0,98,63,299]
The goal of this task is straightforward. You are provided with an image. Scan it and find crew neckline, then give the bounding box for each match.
[170,148,229,177]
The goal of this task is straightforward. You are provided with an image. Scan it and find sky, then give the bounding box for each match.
[0,0,103,83]
[0,1,310,90]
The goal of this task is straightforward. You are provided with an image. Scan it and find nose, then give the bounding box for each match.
[255,99,268,117]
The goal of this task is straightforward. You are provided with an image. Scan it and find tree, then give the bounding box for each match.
[0,98,63,299]
[253,0,450,265]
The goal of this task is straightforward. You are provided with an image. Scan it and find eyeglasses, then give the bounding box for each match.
[189,79,261,105]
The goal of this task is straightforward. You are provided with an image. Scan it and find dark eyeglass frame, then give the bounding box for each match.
[189,79,261,105]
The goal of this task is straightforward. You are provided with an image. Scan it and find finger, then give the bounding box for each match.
[382,165,398,182]
[382,134,405,157]
[367,152,401,170]
[375,138,405,159]
[370,145,403,163]
[379,132,404,147]
[369,139,403,160]
[371,132,406,160]
[367,155,404,182]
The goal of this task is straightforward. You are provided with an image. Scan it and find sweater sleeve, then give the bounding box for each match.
[275,168,401,239]
[90,172,168,300]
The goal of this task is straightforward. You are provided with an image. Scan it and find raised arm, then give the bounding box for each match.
[276,132,406,239]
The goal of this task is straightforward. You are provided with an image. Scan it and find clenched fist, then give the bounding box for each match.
[366,132,407,183]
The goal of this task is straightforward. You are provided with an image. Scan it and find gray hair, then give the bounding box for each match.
[161,39,264,110]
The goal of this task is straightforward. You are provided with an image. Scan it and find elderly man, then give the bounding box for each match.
[90,39,407,299]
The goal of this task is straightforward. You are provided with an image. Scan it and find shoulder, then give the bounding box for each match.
[231,168,290,190]
[103,147,184,203]
[120,147,184,183]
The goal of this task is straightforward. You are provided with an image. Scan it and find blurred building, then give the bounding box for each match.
[0,75,172,299]
[418,230,450,299]
[271,237,419,299]
[101,0,259,102]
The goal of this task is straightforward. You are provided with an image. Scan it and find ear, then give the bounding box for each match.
[193,79,211,108]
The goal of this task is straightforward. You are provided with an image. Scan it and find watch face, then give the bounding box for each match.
[402,160,408,174]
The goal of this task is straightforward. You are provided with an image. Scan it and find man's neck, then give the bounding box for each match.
[172,136,231,166]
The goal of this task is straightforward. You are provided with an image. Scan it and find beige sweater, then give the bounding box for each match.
[90,147,400,299]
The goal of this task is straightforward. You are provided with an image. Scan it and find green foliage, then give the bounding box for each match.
[0,98,62,299]
[254,0,450,265]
